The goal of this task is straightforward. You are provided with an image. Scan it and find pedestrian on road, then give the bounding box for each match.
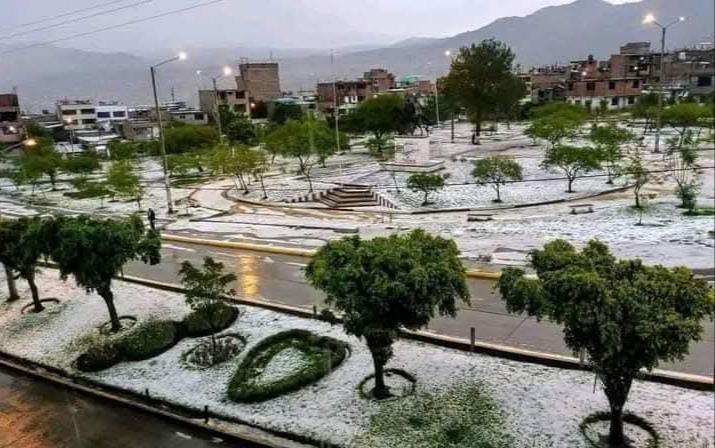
[147,208,156,231]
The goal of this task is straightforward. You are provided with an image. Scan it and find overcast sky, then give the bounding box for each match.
[2,0,641,53]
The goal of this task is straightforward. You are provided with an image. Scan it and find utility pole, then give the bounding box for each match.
[331,49,341,151]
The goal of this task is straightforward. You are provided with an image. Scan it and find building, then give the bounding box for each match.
[235,62,281,104]
[646,45,715,102]
[565,53,644,110]
[267,93,317,117]
[388,75,435,98]
[520,66,568,104]
[363,68,396,92]
[198,88,249,118]
[316,79,375,114]
[56,99,97,129]
[169,109,209,125]
[95,102,129,129]
[0,93,23,144]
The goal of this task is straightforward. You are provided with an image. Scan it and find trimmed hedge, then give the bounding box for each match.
[184,303,239,337]
[228,329,347,403]
[76,305,239,372]
[77,319,180,372]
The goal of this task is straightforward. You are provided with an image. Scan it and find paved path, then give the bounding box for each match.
[0,367,250,448]
[126,241,714,378]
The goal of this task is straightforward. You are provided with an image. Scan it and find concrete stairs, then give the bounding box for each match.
[319,186,380,208]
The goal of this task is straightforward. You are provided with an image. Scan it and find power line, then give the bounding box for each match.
[0,0,138,32]
[1,0,154,41]
[0,0,224,56]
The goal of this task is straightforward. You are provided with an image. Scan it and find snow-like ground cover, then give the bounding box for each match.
[1,272,711,447]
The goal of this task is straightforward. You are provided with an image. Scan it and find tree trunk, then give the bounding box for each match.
[306,173,314,193]
[495,185,502,203]
[567,177,574,193]
[259,175,267,200]
[4,265,20,303]
[98,284,121,333]
[210,332,218,358]
[634,191,641,209]
[450,112,455,144]
[26,271,44,313]
[604,375,632,447]
[371,352,389,399]
[423,191,429,206]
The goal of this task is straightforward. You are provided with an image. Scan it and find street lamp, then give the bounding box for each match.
[150,51,187,214]
[643,13,686,153]
[64,117,76,152]
[197,65,233,143]
[435,50,455,129]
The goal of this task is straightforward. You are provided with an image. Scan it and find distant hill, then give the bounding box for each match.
[1,0,712,111]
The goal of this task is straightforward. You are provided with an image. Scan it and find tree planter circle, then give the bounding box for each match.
[21,298,60,315]
[98,316,137,335]
[580,412,660,448]
[358,368,416,402]
[182,333,247,369]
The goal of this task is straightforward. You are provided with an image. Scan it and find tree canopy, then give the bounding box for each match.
[589,124,634,184]
[442,39,522,139]
[497,240,713,445]
[542,145,603,193]
[526,104,587,148]
[342,95,403,158]
[164,125,219,154]
[306,230,469,399]
[45,215,162,332]
[106,160,144,208]
[0,218,47,312]
[472,156,523,202]
[407,173,445,205]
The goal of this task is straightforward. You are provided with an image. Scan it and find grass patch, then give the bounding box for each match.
[352,384,514,448]
[183,303,239,337]
[683,207,715,217]
[228,329,347,403]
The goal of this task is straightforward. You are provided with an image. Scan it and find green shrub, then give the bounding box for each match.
[228,329,347,403]
[120,320,178,361]
[76,319,179,372]
[352,384,514,448]
[184,303,239,337]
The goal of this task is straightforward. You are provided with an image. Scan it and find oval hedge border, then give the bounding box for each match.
[181,333,248,369]
[76,305,240,372]
[228,329,348,403]
[579,411,660,448]
[20,298,60,315]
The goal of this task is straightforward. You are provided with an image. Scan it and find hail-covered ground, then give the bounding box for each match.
[0,272,712,447]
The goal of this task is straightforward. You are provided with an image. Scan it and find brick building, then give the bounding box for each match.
[0,93,23,144]
[363,68,396,92]
[317,68,397,113]
[520,67,568,104]
[198,88,250,118]
[235,62,281,103]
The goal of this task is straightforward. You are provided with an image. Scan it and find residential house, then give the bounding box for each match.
[0,93,23,144]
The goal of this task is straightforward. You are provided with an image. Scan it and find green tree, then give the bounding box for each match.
[164,125,219,154]
[106,160,144,208]
[107,140,139,161]
[206,144,258,194]
[0,218,48,312]
[306,230,470,399]
[472,156,523,203]
[179,257,237,357]
[494,74,527,129]
[624,150,650,209]
[542,145,603,193]
[407,173,445,205]
[664,102,711,145]
[46,215,161,332]
[62,152,101,178]
[264,117,336,192]
[666,131,699,208]
[631,93,659,135]
[590,124,634,184]
[497,240,714,446]
[677,183,698,214]
[16,151,46,194]
[168,153,204,177]
[269,102,304,125]
[526,104,588,149]
[225,113,258,146]
[442,39,522,142]
[342,95,404,158]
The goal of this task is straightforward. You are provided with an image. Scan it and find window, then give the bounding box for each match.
[586,82,596,91]
[83,118,96,124]
[568,83,574,91]
[233,104,244,113]
[628,96,635,105]
[611,97,619,106]
[97,112,111,118]
[194,113,205,120]
[697,76,712,87]
[608,81,616,90]
[237,91,246,99]
[632,80,640,88]
[80,108,95,115]
[63,109,77,115]
[113,111,126,118]
[179,115,186,119]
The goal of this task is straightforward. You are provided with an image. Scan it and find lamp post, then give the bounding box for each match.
[643,14,685,153]
[444,50,457,143]
[64,117,76,152]
[197,65,233,143]
[150,51,187,215]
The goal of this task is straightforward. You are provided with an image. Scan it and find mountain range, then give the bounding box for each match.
[1,0,712,112]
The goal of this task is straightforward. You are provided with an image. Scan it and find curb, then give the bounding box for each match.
[119,273,713,392]
[161,233,502,280]
[0,354,305,448]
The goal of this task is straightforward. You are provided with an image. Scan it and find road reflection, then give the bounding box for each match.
[238,254,259,299]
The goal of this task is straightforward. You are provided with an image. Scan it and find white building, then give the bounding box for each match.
[56,100,97,129]
[95,102,128,129]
